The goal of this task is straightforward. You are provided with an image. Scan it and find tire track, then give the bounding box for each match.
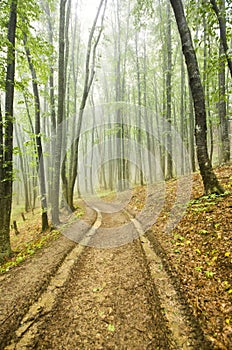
[4,207,99,350]
[5,206,209,349]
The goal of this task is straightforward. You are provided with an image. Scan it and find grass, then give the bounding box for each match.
[0,200,85,274]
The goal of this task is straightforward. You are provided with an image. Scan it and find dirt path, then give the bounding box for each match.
[0,207,96,350]
[30,242,170,350]
[1,206,212,350]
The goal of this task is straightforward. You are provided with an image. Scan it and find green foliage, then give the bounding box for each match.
[195,266,203,272]
[107,323,115,332]
[205,270,214,278]
[132,0,154,28]
[0,229,60,274]
[0,0,10,90]
[189,191,230,213]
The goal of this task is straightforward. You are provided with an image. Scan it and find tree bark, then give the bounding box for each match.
[24,34,49,231]
[51,0,67,224]
[210,0,232,78]
[166,1,173,180]
[0,0,18,261]
[218,0,230,163]
[170,0,224,194]
[135,32,144,186]
[15,124,30,212]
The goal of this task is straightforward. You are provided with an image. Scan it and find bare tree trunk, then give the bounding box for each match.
[135,32,144,186]
[143,37,153,183]
[170,0,224,194]
[166,1,173,179]
[15,124,30,212]
[202,6,214,165]
[63,2,81,209]
[180,51,186,174]
[63,0,107,210]
[43,0,57,205]
[188,90,196,172]
[51,0,67,224]
[218,0,230,163]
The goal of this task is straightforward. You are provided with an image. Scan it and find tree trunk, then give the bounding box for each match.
[0,0,18,261]
[188,90,196,172]
[166,1,173,180]
[15,124,30,212]
[51,0,67,224]
[210,0,232,78]
[24,34,49,231]
[180,51,186,175]
[62,0,107,209]
[170,0,224,194]
[135,32,144,186]
[218,0,230,163]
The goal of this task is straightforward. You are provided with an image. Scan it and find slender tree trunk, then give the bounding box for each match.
[180,51,186,174]
[189,91,196,172]
[202,7,214,165]
[143,38,153,183]
[218,0,230,163]
[51,0,67,224]
[63,0,107,209]
[42,1,57,205]
[210,0,232,78]
[24,34,49,231]
[135,32,144,186]
[170,0,224,194]
[0,0,18,261]
[166,1,173,179]
[15,124,30,212]
[63,4,81,209]
[158,0,167,176]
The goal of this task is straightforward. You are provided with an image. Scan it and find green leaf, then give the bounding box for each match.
[199,229,208,235]
[107,324,115,332]
[195,266,203,272]
[205,270,214,278]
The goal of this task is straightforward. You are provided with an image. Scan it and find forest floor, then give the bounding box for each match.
[0,165,231,349]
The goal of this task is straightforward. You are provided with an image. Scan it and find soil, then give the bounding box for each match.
[0,206,96,349]
[0,165,231,350]
[128,165,232,349]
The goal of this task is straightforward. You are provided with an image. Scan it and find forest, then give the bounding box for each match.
[0,0,232,349]
[0,0,231,259]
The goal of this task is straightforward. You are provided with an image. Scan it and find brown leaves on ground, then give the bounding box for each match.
[129,165,232,350]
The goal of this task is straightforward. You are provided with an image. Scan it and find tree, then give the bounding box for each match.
[210,0,232,78]
[61,0,107,211]
[51,0,68,224]
[217,0,230,163]
[0,0,18,261]
[23,33,49,231]
[166,1,173,179]
[170,0,224,194]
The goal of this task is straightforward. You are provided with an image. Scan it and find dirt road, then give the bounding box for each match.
[1,206,211,349]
